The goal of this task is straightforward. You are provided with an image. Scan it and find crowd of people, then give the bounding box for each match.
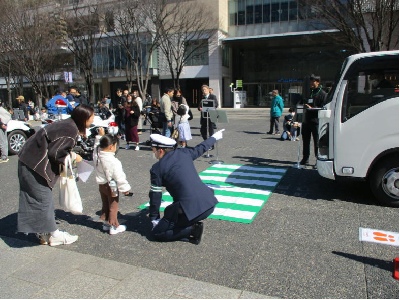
[4,75,329,246]
[9,84,225,246]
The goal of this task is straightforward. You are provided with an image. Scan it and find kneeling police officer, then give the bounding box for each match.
[148,129,225,244]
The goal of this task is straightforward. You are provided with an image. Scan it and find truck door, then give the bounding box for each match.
[333,54,399,178]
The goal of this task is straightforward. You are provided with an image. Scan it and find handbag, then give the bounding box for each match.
[59,155,83,214]
[171,127,179,140]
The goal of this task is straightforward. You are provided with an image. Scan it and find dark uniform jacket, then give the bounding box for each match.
[149,137,219,221]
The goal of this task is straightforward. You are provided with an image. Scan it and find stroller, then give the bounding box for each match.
[145,107,163,145]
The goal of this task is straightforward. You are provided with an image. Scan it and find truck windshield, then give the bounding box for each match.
[341,54,399,122]
[325,58,349,105]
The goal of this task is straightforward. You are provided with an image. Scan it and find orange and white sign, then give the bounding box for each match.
[359,227,399,247]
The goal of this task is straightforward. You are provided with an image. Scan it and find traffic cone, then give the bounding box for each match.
[394,257,399,281]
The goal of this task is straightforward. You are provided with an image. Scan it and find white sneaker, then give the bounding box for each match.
[102,224,111,231]
[109,225,126,235]
[125,144,130,150]
[135,146,140,151]
[49,231,78,246]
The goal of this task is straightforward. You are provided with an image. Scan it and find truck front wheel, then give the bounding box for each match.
[369,156,399,207]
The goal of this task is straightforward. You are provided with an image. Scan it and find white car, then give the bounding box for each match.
[6,120,35,155]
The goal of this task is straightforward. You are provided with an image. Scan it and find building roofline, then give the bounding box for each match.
[222,29,340,42]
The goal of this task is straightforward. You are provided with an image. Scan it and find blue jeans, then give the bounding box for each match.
[162,122,172,137]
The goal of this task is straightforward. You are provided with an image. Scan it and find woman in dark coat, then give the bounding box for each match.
[17,104,94,246]
[124,94,141,150]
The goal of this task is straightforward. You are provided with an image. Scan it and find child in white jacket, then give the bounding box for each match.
[177,104,192,148]
[94,127,131,235]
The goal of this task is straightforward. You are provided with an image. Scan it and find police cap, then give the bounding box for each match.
[150,134,177,148]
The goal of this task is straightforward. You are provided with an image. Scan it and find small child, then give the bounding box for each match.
[40,108,48,121]
[94,127,132,234]
[177,104,192,148]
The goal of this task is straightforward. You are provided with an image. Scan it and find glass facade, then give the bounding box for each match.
[229,36,355,107]
[229,0,300,26]
[184,40,209,66]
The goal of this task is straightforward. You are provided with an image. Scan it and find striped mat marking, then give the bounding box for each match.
[138,164,287,223]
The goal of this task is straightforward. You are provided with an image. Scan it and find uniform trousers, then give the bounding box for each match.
[99,183,120,227]
[301,122,319,161]
[152,202,215,242]
[200,118,214,140]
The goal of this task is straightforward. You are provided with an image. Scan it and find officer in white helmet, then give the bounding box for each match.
[148,129,225,244]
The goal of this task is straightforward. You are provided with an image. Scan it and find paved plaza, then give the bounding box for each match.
[0,108,398,299]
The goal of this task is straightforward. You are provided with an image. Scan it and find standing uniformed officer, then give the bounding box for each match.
[148,129,225,244]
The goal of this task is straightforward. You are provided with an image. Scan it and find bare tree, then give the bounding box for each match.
[0,0,63,107]
[59,2,104,103]
[300,0,399,53]
[103,0,160,99]
[156,0,219,89]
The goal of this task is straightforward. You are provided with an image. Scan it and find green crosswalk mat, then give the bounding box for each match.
[138,164,288,223]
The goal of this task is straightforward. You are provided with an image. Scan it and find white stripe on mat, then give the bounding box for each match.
[212,207,256,220]
[215,195,265,207]
[202,169,283,180]
[200,176,278,187]
[210,164,287,173]
[205,184,272,196]
[144,196,264,208]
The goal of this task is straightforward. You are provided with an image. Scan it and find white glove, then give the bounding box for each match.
[212,129,225,141]
[151,219,161,228]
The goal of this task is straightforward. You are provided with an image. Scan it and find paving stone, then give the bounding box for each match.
[33,269,119,299]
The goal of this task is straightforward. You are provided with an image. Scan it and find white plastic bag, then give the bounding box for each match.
[59,155,83,214]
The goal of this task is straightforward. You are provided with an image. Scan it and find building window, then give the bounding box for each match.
[185,41,209,66]
[289,1,298,20]
[229,0,238,25]
[246,0,254,24]
[271,1,280,22]
[280,1,289,21]
[254,0,263,23]
[222,45,230,68]
[229,0,299,26]
[238,0,246,25]
[263,0,271,23]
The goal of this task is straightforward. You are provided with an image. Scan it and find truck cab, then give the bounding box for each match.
[317,51,399,207]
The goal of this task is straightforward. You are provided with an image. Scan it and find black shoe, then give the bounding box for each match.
[266,131,273,134]
[190,222,204,245]
[300,158,309,165]
[275,131,280,135]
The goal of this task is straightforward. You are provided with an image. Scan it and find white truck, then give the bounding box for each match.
[317,51,399,207]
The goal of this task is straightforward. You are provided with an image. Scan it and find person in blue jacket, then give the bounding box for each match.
[267,89,284,135]
[148,129,225,244]
[46,89,74,115]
